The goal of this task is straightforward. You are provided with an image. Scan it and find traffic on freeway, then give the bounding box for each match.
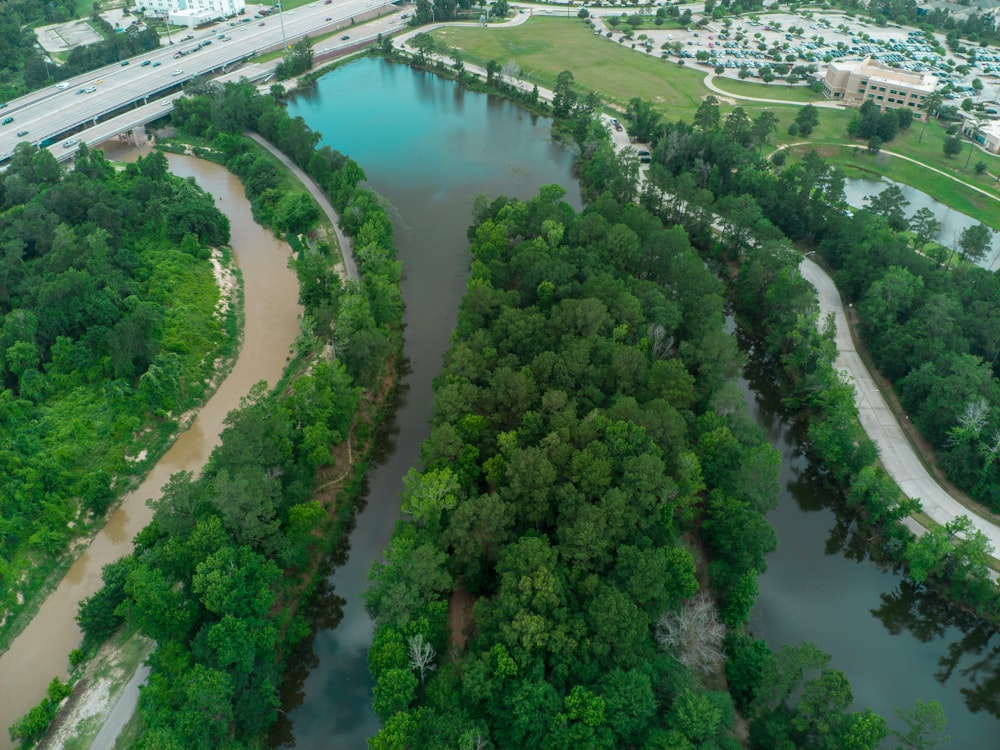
[1,0,401,161]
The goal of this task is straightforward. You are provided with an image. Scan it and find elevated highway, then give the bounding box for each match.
[2,0,404,162]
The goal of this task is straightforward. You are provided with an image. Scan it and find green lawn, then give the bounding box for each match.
[433,18,712,114]
[711,76,826,104]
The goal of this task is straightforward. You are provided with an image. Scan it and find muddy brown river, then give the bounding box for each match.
[0,150,302,748]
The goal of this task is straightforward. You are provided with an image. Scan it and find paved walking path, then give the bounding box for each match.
[703,71,848,109]
[800,257,1000,553]
[246,131,359,282]
[86,664,151,750]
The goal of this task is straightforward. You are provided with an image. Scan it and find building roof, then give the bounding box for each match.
[830,57,938,91]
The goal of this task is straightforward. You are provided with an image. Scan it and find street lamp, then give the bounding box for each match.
[275,0,288,50]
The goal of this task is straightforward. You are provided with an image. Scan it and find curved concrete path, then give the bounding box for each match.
[246,131,359,282]
[703,71,848,109]
[800,257,1000,553]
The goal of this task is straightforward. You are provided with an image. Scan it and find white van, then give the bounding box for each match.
[56,82,70,90]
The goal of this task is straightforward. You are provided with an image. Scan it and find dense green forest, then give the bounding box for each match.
[0,143,233,639]
[41,81,406,748]
[636,96,1000,516]
[362,185,907,747]
[355,51,989,746]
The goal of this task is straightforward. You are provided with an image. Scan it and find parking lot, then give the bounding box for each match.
[588,6,999,106]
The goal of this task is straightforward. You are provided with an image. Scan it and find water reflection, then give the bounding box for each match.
[745,347,1000,745]
[842,175,1000,269]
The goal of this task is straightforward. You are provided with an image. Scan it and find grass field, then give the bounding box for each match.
[711,76,827,104]
[433,18,712,114]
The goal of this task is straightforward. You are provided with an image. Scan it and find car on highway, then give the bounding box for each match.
[56,82,70,90]
[84,85,97,93]
[152,61,161,67]
[171,69,183,76]
[141,59,151,66]
[121,60,130,66]
[341,34,350,40]
[62,139,77,148]
[16,130,27,137]
[1,117,12,125]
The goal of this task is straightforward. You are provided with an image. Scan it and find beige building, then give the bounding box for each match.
[823,57,938,120]
[962,117,1000,153]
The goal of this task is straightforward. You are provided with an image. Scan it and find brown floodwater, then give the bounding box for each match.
[0,148,302,748]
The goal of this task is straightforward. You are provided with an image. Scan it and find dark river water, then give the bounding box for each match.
[279,57,1000,748]
[279,57,582,748]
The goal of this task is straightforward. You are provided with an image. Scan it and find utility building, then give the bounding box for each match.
[140,0,246,26]
[823,57,938,119]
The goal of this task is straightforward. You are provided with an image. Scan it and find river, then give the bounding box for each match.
[280,57,1000,748]
[0,153,302,749]
[743,355,1000,746]
[843,175,1000,270]
[277,58,583,748]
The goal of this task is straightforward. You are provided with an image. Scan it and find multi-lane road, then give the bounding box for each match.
[0,0,403,161]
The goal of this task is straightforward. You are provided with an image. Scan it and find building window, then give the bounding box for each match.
[877,95,883,100]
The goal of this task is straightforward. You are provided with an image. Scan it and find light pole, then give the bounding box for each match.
[275,0,287,50]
